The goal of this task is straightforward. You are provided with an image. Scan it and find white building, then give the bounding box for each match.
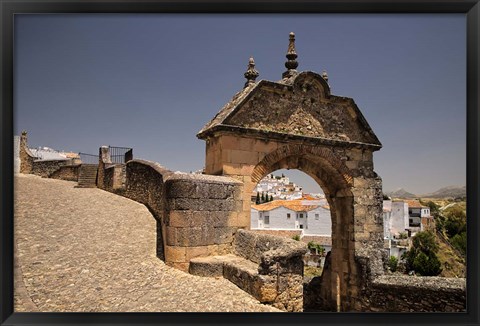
[251,195,435,261]
[383,199,434,259]
[251,196,331,235]
[254,173,303,200]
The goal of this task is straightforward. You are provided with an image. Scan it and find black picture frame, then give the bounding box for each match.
[1,1,478,325]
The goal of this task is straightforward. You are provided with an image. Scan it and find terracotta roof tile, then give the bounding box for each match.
[405,200,425,208]
[251,199,329,212]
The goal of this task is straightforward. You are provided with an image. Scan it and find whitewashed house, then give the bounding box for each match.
[383,199,434,259]
[251,196,331,236]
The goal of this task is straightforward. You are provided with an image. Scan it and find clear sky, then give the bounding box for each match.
[14,14,466,194]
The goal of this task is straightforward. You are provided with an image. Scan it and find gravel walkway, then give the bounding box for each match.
[14,174,280,312]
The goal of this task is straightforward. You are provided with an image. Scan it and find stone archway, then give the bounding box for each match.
[251,144,356,311]
[197,35,385,311]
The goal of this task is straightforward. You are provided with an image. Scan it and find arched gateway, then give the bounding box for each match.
[197,33,385,311]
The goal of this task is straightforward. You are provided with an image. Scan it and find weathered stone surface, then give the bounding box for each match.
[361,275,467,312]
[31,159,70,178]
[189,255,231,277]
[14,175,280,312]
[19,131,34,174]
[49,165,80,182]
[197,72,381,148]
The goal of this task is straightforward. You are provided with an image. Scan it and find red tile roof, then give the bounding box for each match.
[405,200,425,208]
[252,198,328,212]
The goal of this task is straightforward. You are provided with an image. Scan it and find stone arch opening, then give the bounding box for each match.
[250,145,356,311]
[197,35,384,310]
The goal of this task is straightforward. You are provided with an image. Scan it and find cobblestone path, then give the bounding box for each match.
[14,174,279,312]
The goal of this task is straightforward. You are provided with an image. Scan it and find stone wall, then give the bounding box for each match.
[19,131,34,174]
[304,253,466,312]
[31,159,71,178]
[362,275,466,312]
[104,165,126,193]
[124,159,170,260]
[98,146,128,192]
[49,165,80,181]
[233,230,307,311]
[122,159,244,271]
[164,173,243,271]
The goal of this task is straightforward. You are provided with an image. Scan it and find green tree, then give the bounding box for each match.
[269,194,273,202]
[255,192,260,205]
[403,231,442,276]
[412,252,442,276]
[444,206,466,238]
[426,201,440,217]
[261,192,265,202]
[388,256,398,272]
[292,235,300,241]
[450,231,467,256]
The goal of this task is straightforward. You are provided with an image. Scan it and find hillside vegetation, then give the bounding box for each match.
[423,199,466,278]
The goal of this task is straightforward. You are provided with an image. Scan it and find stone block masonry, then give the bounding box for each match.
[190,229,307,312]
[31,159,71,178]
[49,165,80,181]
[122,159,244,271]
[364,275,466,312]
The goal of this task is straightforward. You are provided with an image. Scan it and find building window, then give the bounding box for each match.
[299,224,304,229]
[287,213,291,219]
[299,213,303,218]
[315,214,319,220]
[264,216,269,225]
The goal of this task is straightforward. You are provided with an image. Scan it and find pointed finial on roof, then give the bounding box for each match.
[244,56,259,88]
[322,70,329,84]
[283,32,298,78]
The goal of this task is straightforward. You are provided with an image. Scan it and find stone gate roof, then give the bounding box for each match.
[197,71,382,150]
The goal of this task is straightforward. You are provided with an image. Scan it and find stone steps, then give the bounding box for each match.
[189,254,267,304]
[189,254,248,277]
[76,164,98,188]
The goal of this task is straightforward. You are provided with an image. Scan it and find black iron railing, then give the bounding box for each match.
[79,153,98,165]
[108,146,133,164]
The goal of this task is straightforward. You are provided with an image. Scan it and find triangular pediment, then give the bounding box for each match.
[198,71,381,148]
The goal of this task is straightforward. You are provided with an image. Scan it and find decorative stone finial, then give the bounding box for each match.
[283,32,298,78]
[244,57,259,88]
[322,70,329,84]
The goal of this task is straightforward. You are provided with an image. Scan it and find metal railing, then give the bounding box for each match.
[108,146,133,164]
[79,153,98,165]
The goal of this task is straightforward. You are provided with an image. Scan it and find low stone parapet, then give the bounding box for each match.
[190,229,307,312]
[364,275,466,312]
[49,165,80,181]
[31,159,72,178]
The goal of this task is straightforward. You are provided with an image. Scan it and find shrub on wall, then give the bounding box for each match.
[388,256,398,272]
[307,241,325,256]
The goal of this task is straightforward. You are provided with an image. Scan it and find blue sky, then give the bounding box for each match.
[14,14,466,194]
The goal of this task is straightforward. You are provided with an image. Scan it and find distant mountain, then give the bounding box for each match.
[385,188,416,198]
[421,185,466,199]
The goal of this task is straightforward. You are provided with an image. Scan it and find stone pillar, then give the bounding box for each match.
[97,146,110,189]
[19,131,34,174]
